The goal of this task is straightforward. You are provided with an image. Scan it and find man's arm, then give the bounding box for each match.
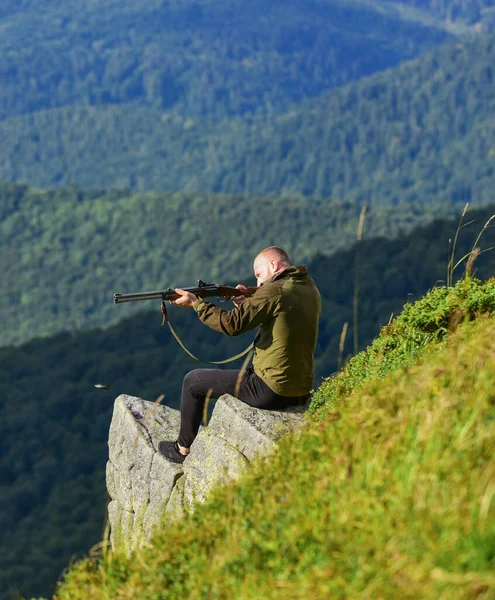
[193,284,279,336]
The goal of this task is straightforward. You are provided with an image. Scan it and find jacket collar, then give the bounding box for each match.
[266,265,308,285]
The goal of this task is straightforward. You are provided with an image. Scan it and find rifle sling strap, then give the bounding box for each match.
[161,299,254,365]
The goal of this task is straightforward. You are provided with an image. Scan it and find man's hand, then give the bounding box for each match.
[232,284,247,307]
[171,288,198,308]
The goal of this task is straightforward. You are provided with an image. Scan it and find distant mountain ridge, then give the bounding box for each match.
[380,0,495,27]
[0,33,493,200]
[1,0,491,130]
[0,0,451,123]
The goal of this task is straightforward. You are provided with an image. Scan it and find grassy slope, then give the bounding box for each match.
[0,33,492,200]
[55,278,495,599]
[0,181,457,348]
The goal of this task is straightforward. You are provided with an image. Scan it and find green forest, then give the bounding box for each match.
[2,206,495,599]
[0,33,493,200]
[0,181,458,348]
[0,0,450,123]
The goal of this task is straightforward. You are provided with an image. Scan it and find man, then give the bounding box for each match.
[158,246,321,464]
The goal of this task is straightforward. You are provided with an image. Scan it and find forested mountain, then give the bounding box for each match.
[0,181,460,349]
[0,0,450,123]
[1,33,493,200]
[2,205,495,600]
[382,0,495,27]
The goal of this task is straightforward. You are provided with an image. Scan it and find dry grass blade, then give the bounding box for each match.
[142,393,167,442]
[234,348,254,399]
[447,210,495,282]
[453,244,495,274]
[469,214,495,255]
[353,205,367,356]
[154,393,165,405]
[465,247,481,277]
[447,202,469,287]
[202,388,213,426]
[338,322,348,370]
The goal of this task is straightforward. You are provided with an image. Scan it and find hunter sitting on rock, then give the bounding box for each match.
[158,246,321,464]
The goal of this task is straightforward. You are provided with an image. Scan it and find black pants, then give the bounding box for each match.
[178,367,308,448]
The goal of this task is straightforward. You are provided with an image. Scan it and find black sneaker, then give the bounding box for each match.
[158,440,188,464]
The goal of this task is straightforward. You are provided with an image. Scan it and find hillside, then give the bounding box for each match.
[1,33,493,199]
[2,208,495,600]
[55,278,495,599]
[0,181,458,349]
[382,0,495,28]
[0,0,450,124]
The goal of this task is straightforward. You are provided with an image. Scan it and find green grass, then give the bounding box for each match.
[311,276,495,419]
[53,278,495,599]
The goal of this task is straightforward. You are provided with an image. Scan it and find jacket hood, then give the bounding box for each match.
[269,265,308,284]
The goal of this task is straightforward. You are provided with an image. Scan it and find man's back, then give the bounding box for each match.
[253,265,321,396]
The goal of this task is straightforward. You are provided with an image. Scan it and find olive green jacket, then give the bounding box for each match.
[192,265,321,396]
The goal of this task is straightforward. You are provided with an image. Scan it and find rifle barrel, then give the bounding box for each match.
[114,284,256,305]
[114,294,164,304]
[114,285,218,304]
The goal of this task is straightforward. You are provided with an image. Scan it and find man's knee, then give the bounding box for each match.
[183,369,200,390]
[183,369,211,398]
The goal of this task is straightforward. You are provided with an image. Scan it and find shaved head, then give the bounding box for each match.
[255,246,291,266]
[253,246,291,286]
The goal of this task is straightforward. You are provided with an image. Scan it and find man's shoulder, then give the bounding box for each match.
[249,281,282,303]
[279,270,318,290]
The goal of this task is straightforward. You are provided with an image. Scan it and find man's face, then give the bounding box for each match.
[253,255,277,287]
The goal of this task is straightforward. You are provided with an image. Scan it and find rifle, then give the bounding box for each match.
[113,280,258,364]
[113,280,257,305]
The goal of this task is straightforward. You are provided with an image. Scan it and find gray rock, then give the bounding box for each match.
[106,459,117,500]
[107,500,134,552]
[106,393,306,552]
[183,430,250,506]
[207,395,306,461]
[107,395,183,550]
[142,454,183,541]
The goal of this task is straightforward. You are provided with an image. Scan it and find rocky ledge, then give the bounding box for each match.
[106,394,306,552]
